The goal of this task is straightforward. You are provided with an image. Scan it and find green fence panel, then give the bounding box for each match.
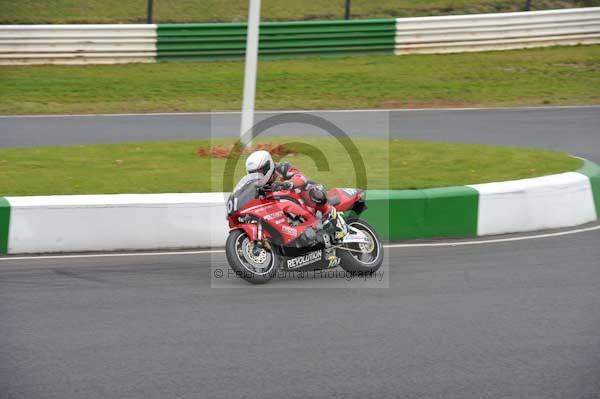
[577,159,600,217]
[157,19,396,61]
[361,187,479,241]
[0,197,10,254]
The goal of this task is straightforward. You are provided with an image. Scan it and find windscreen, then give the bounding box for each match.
[227,173,263,215]
[232,172,263,194]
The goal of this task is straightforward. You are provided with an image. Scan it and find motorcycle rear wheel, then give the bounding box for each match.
[338,219,384,274]
[225,229,279,284]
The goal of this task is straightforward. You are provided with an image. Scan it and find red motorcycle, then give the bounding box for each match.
[225,173,384,284]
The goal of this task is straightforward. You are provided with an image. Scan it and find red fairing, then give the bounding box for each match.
[327,188,365,212]
[232,224,259,241]
[228,184,365,247]
[240,197,318,245]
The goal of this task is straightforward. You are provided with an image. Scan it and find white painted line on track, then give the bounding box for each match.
[1,105,599,119]
[386,224,600,248]
[0,249,225,262]
[1,224,599,262]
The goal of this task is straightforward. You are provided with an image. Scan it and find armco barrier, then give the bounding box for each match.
[395,7,600,54]
[0,24,157,65]
[157,19,396,61]
[1,160,598,255]
[2,8,599,65]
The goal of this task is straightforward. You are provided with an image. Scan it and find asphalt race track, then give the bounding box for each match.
[1,106,599,162]
[1,229,600,399]
[1,106,599,398]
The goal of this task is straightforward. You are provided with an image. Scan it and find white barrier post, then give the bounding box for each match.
[240,0,261,146]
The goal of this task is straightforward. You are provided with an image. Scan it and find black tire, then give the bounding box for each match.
[338,219,384,274]
[225,229,279,284]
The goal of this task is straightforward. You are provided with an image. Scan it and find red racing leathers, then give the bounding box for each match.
[269,162,333,217]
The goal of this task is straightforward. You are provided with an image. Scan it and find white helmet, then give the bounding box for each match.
[245,150,274,185]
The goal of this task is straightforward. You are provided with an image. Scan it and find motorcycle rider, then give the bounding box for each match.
[245,150,347,241]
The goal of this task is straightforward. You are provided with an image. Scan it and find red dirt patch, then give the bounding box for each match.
[197,142,297,159]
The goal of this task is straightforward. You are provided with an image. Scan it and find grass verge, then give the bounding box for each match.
[0,0,595,24]
[1,45,599,115]
[0,137,582,196]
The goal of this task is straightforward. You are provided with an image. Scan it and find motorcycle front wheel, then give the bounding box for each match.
[225,229,279,284]
[338,219,384,274]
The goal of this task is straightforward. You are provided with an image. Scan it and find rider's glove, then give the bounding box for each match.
[271,181,293,191]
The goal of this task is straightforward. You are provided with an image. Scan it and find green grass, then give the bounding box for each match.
[0,138,582,196]
[1,45,599,115]
[0,0,597,24]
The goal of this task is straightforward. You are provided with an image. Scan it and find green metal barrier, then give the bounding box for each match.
[157,19,396,61]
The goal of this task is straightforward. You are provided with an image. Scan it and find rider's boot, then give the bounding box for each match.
[324,208,347,242]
